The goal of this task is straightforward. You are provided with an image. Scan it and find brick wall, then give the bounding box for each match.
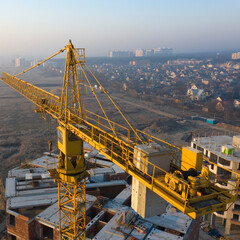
[53,228,59,240]
[108,172,128,181]
[7,212,59,240]
[186,219,200,240]
[7,214,29,239]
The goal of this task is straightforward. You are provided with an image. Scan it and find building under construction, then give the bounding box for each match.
[0,41,239,240]
[191,135,240,235]
[5,150,199,240]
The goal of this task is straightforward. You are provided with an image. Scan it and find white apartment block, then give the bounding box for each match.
[232,52,240,60]
[191,135,240,235]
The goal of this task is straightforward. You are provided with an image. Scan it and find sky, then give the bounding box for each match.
[0,0,240,60]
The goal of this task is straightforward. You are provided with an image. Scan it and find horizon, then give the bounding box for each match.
[0,0,240,62]
[0,48,238,64]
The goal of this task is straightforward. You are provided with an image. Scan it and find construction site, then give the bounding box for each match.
[0,41,240,240]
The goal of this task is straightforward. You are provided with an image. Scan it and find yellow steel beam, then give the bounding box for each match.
[1,41,239,224]
[58,179,86,240]
[65,122,236,218]
[1,71,238,219]
[1,70,238,220]
[14,48,66,77]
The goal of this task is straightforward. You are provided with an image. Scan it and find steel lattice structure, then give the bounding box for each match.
[1,40,239,239]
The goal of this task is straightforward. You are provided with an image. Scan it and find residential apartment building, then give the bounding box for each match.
[191,135,240,235]
[232,52,240,60]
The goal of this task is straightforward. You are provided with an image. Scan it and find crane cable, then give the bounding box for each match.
[73,48,143,143]
[84,63,143,144]
[72,49,117,137]
[78,62,116,137]
[14,48,66,77]
[109,95,148,141]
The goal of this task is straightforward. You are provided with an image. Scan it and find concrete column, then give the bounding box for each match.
[225,203,234,235]
[203,214,210,222]
[202,215,206,222]
[225,218,231,235]
[232,162,238,173]
[131,144,171,218]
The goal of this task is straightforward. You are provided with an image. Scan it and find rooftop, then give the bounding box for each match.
[192,135,240,163]
[36,194,97,228]
[5,149,197,240]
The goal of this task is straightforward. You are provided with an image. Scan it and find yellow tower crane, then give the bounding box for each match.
[1,41,239,240]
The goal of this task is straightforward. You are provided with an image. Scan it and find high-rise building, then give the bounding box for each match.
[109,48,173,58]
[15,57,25,67]
[153,48,162,55]
[135,49,145,57]
[108,51,134,58]
[108,51,114,58]
[145,49,154,56]
[30,59,39,67]
[232,52,240,60]
[153,48,173,56]
[135,48,173,57]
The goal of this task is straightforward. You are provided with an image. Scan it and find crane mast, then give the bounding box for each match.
[1,41,239,240]
[57,41,88,239]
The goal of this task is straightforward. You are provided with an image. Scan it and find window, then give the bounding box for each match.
[210,153,217,163]
[216,167,231,186]
[10,235,16,240]
[219,157,230,166]
[233,214,239,221]
[197,146,203,152]
[42,225,53,239]
[9,214,15,226]
[234,204,240,211]
[211,164,214,170]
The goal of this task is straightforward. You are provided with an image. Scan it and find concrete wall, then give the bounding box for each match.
[131,144,171,218]
[191,140,239,235]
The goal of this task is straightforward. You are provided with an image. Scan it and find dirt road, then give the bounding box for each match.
[113,96,177,119]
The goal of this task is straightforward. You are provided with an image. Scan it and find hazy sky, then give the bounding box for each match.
[0,0,240,59]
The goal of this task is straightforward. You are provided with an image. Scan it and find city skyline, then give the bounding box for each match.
[0,0,240,62]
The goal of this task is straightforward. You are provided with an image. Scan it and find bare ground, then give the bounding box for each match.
[0,67,239,239]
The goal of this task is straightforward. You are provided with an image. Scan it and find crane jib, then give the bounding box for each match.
[0,41,239,240]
